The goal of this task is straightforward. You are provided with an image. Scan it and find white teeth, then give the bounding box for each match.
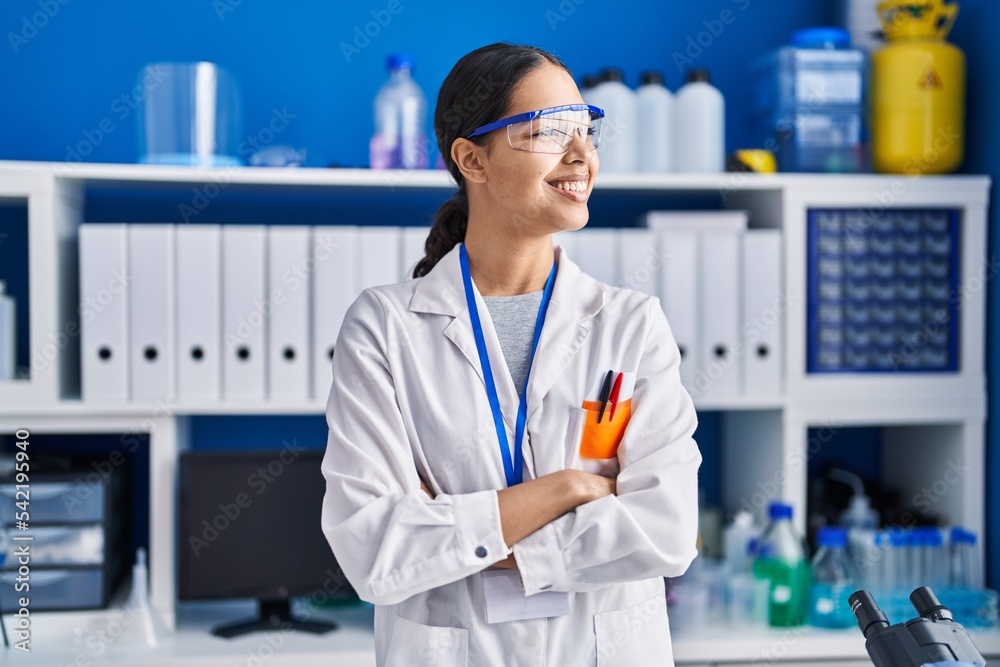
[553,181,586,192]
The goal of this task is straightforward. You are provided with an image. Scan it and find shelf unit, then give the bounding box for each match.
[0,160,990,666]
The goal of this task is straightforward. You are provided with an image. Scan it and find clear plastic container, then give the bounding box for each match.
[0,568,105,610]
[808,526,856,628]
[752,27,867,173]
[0,481,105,523]
[370,53,428,170]
[752,502,810,627]
[138,62,243,167]
[950,527,983,589]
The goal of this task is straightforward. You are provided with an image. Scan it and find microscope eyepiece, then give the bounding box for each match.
[909,586,953,622]
[849,590,890,638]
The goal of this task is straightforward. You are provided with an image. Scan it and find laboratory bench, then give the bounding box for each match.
[0,597,999,667]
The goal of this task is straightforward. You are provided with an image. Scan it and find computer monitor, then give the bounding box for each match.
[178,448,357,638]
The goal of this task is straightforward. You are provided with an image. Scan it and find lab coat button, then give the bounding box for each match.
[475,546,488,558]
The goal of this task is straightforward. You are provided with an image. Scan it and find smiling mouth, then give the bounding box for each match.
[546,179,589,193]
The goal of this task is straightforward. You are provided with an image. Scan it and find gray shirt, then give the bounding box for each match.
[481,290,544,398]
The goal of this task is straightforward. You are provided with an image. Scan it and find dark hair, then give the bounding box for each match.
[411,43,569,278]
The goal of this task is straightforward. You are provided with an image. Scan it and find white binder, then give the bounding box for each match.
[176,225,221,402]
[359,226,402,287]
[742,230,784,397]
[698,231,743,397]
[640,209,749,232]
[128,224,176,402]
[79,224,130,402]
[221,225,266,401]
[574,228,618,285]
[658,231,699,391]
[400,226,429,281]
[267,226,311,402]
[312,226,358,401]
[617,228,659,295]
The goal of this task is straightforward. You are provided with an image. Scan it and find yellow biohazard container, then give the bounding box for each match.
[871,0,965,174]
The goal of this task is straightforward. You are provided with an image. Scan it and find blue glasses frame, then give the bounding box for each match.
[466,103,605,140]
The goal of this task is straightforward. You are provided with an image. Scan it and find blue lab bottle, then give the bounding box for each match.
[808,526,857,628]
[753,502,810,627]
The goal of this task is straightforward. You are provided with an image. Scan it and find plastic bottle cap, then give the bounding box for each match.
[768,502,793,520]
[791,27,850,49]
[387,53,415,72]
[817,526,847,549]
[600,67,625,84]
[926,527,943,547]
[640,70,664,86]
[685,69,711,85]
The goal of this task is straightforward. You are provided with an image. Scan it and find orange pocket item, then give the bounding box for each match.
[578,398,632,459]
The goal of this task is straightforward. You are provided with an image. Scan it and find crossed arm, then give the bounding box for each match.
[419,471,617,569]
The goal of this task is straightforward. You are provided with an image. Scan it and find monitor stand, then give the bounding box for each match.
[211,598,338,638]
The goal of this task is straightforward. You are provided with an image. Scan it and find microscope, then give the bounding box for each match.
[850,587,986,667]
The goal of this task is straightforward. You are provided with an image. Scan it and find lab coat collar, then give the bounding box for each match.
[409,240,604,321]
[409,240,604,479]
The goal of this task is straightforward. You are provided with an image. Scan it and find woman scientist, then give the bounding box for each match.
[321,42,701,667]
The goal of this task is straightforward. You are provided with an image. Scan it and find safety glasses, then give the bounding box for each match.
[465,104,605,154]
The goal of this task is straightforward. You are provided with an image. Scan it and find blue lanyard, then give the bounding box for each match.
[459,242,557,487]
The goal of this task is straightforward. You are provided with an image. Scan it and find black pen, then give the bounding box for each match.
[597,370,614,423]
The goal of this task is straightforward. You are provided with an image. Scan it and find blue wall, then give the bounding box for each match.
[5,0,1000,586]
[951,0,1000,591]
[1,0,831,166]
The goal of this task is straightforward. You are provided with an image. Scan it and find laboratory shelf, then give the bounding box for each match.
[0,160,990,667]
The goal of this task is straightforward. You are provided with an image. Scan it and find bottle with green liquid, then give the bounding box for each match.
[752,502,810,627]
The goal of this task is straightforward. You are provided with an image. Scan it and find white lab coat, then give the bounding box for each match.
[321,241,701,667]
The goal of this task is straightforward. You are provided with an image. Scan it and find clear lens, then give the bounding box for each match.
[506,109,602,154]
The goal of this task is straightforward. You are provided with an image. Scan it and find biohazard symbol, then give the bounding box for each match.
[919,66,943,89]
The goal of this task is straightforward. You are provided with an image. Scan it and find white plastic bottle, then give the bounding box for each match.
[0,280,14,381]
[579,74,600,99]
[673,69,725,173]
[370,53,428,170]
[636,70,674,172]
[588,68,638,173]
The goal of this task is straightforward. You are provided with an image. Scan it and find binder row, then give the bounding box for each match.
[79,224,430,403]
[79,223,784,404]
[556,226,786,399]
